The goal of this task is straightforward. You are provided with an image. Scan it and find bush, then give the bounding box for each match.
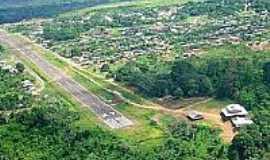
[172,87,184,97]
[263,62,270,84]
[0,45,4,53]
[100,64,110,72]
[0,68,32,111]
[43,24,81,41]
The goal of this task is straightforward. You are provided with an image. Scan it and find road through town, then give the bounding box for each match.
[0,31,133,129]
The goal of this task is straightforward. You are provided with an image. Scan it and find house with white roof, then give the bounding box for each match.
[221,104,249,119]
[221,104,254,129]
[231,117,254,128]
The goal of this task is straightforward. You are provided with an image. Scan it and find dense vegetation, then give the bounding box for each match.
[157,122,228,160]
[0,45,4,53]
[0,104,142,159]
[115,45,270,101]
[0,67,32,111]
[229,112,270,160]
[0,0,132,24]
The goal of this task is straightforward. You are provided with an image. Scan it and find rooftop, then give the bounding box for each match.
[186,111,204,120]
[231,117,254,128]
[221,104,249,117]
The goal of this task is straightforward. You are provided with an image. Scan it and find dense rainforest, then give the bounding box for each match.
[115,45,270,103]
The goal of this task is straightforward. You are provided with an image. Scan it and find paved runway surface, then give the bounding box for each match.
[0,31,133,129]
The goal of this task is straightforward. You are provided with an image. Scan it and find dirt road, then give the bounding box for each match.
[122,98,235,143]
[0,31,133,129]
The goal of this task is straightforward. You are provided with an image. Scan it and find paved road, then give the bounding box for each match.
[0,31,133,129]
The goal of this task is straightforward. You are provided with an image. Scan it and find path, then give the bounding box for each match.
[119,97,235,143]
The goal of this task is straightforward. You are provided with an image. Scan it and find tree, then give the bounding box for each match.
[0,68,32,111]
[115,62,141,82]
[15,62,25,73]
[216,60,241,99]
[198,75,214,96]
[229,124,267,160]
[239,86,257,110]
[43,24,80,41]
[185,78,200,97]
[70,46,82,57]
[263,62,270,84]
[172,87,184,97]
[100,64,110,72]
[0,45,4,53]
[171,60,196,83]
[151,74,174,97]
[157,122,227,160]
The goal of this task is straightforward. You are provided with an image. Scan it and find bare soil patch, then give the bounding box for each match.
[154,97,208,109]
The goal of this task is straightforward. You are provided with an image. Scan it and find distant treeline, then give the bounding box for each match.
[0,0,131,24]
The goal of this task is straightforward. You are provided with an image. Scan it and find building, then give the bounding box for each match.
[221,104,254,129]
[231,117,254,128]
[1,64,18,74]
[221,104,249,119]
[22,80,35,93]
[186,111,204,121]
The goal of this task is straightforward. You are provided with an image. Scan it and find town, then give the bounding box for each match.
[3,0,270,70]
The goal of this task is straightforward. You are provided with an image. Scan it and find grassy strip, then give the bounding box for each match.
[112,102,166,148]
[76,69,145,103]
[191,99,233,112]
